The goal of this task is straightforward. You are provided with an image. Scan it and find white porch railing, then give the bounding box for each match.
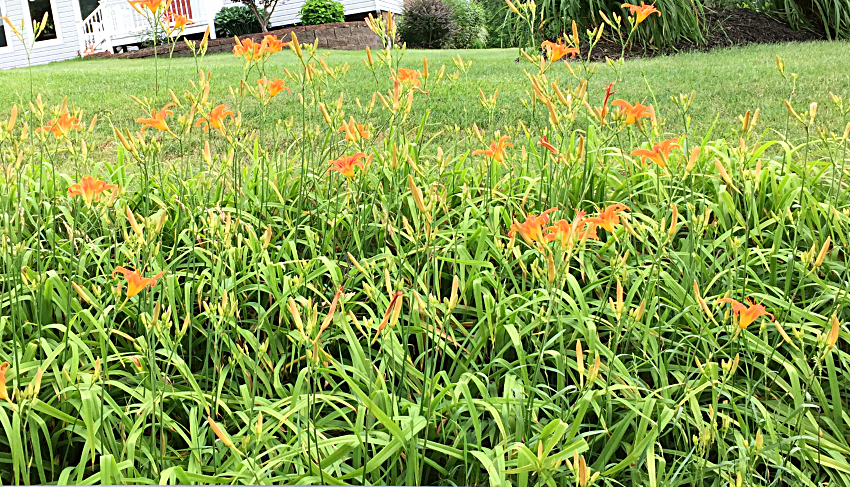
[78,0,217,55]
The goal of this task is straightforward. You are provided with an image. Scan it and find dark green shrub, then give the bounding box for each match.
[299,0,345,25]
[444,0,488,48]
[215,6,263,38]
[398,0,457,48]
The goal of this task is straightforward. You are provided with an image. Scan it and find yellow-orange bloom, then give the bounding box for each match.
[68,176,118,206]
[510,208,557,245]
[612,99,654,125]
[622,2,661,24]
[1,15,21,37]
[631,138,680,169]
[717,297,774,330]
[328,153,370,178]
[36,112,82,139]
[395,68,421,88]
[538,136,558,155]
[586,204,629,234]
[541,40,579,61]
[261,34,286,54]
[473,136,513,162]
[257,77,291,98]
[0,362,12,407]
[196,104,234,134]
[129,0,166,13]
[136,102,175,134]
[338,117,371,143]
[164,12,193,30]
[233,37,262,60]
[112,266,167,299]
[545,210,599,251]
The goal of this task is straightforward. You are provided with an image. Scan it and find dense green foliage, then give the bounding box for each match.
[754,0,850,39]
[481,0,705,49]
[1,29,850,485]
[299,0,345,26]
[443,0,488,48]
[214,6,263,38]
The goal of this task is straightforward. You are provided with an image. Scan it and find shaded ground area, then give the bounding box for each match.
[585,8,825,61]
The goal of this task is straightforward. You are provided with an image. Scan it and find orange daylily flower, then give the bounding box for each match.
[541,40,579,62]
[338,117,370,143]
[164,12,193,30]
[473,136,513,162]
[112,266,167,299]
[510,208,557,245]
[586,204,629,234]
[395,68,421,88]
[196,104,234,134]
[0,361,13,407]
[545,210,599,251]
[622,2,661,25]
[36,111,83,139]
[129,0,167,14]
[717,297,774,330]
[136,102,175,134]
[233,37,262,60]
[327,153,371,178]
[257,77,291,98]
[611,99,654,125]
[631,138,680,169]
[538,136,558,155]
[261,34,286,54]
[68,176,118,206]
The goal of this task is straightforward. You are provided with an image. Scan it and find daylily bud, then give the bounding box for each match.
[814,237,830,267]
[578,455,587,486]
[126,206,143,237]
[576,340,585,387]
[448,274,460,310]
[668,204,678,240]
[208,416,243,455]
[823,314,841,358]
[408,174,431,222]
[0,362,15,408]
[714,158,737,193]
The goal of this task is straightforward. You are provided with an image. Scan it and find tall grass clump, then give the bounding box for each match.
[0,3,849,486]
[751,0,850,40]
[490,0,704,49]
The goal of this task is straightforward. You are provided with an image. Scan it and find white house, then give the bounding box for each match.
[0,0,402,70]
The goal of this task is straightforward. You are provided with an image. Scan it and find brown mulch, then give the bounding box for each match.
[581,8,825,62]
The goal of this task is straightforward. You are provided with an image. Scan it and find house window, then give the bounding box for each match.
[0,0,10,48]
[27,0,58,41]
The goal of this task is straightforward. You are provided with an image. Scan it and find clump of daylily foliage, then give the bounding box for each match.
[0,2,849,486]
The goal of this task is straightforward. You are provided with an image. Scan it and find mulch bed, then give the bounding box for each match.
[581,8,824,62]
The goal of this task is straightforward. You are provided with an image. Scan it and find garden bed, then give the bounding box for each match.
[583,8,825,61]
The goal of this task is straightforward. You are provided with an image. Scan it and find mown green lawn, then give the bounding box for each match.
[2,40,849,144]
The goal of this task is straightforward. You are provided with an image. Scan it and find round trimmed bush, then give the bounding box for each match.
[299,0,345,26]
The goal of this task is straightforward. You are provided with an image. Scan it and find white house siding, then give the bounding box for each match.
[374,0,403,17]
[0,0,83,69]
[220,0,399,30]
[267,0,379,28]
